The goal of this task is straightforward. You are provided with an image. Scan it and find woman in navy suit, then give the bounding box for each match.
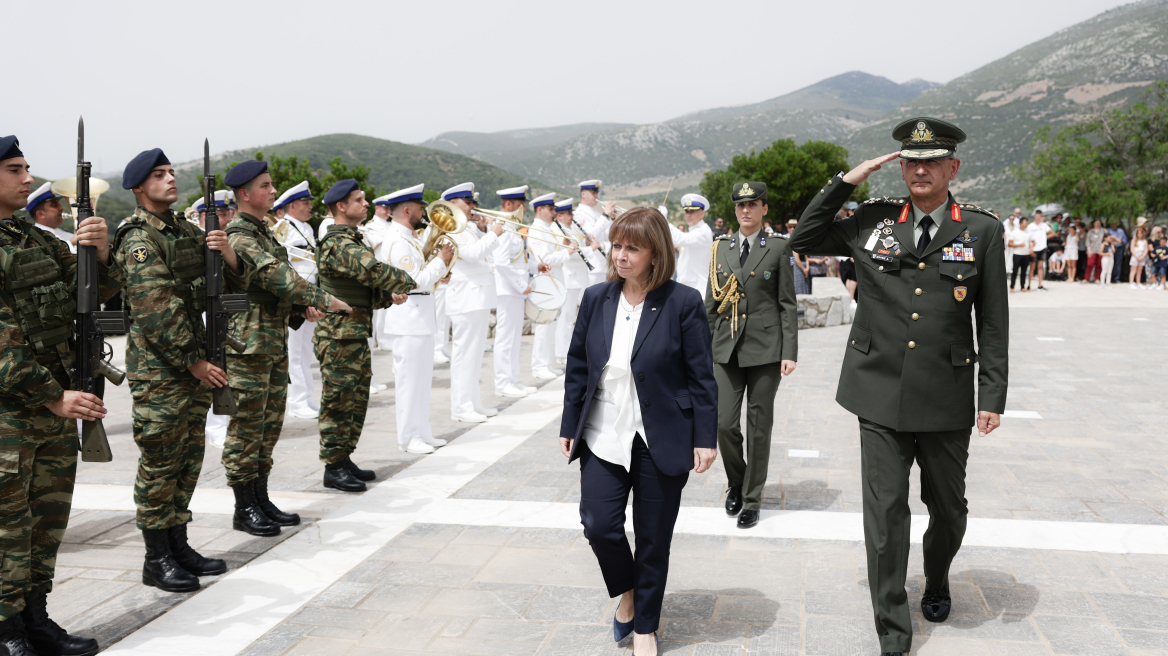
[559,207,718,655]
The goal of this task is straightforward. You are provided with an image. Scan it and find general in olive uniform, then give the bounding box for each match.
[790,118,1008,656]
[705,182,798,529]
[313,179,416,492]
[115,148,250,594]
[222,160,343,537]
[0,135,123,656]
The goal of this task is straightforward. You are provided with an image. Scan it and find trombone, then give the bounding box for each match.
[471,207,576,248]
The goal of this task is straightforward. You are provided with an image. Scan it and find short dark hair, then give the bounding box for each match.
[606,207,676,291]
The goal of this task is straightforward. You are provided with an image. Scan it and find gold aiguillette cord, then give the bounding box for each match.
[708,241,742,337]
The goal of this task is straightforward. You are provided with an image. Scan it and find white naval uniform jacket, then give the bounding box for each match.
[576,203,611,249]
[380,221,448,336]
[527,217,574,282]
[446,225,499,315]
[275,217,318,283]
[670,221,714,298]
[555,220,592,289]
[493,230,529,297]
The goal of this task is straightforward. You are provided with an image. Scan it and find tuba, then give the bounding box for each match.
[422,199,466,276]
[52,176,110,225]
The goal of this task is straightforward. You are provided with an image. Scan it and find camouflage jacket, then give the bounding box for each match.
[314,224,416,340]
[0,214,124,413]
[115,207,251,380]
[226,212,331,355]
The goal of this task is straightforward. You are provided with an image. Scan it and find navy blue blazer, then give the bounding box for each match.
[560,280,718,477]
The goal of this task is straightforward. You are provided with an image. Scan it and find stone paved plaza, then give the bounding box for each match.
[52,281,1168,655]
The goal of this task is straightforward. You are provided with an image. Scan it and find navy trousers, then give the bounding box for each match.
[578,436,688,634]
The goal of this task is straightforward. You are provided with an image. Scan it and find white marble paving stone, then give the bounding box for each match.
[788,449,821,458]
[1003,410,1044,419]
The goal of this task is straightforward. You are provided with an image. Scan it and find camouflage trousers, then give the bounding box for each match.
[0,406,76,621]
[130,377,211,530]
[313,338,371,465]
[223,354,288,488]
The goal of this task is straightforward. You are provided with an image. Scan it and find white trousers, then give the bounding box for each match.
[390,333,434,446]
[493,294,525,391]
[532,322,556,372]
[554,287,583,360]
[287,322,318,414]
[372,309,387,350]
[206,409,228,445]
[449,310,489,416]
[434,287,451,358]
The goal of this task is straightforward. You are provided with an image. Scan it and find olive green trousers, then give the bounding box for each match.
[859,418,970,654]
[714,360,782,512]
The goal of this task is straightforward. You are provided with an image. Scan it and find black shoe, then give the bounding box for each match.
[20,589,97,656]
[724,486,743,516]
[881,653,904,656]
[231,482,281,537]
[168,523,227,576]
[343,457,376,482]
[0,615,39,656]
[736,509,759,529]
[141,529,200,593]
[324,462,367,492]
[254,476,301,526]
[921,586,952,622]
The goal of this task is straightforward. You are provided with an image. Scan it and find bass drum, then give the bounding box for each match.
[524,274,567,324]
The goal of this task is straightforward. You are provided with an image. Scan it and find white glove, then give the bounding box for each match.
[657,205,668,219]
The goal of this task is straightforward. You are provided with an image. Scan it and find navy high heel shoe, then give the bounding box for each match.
[612,598,633,642]
[632,631,658,656]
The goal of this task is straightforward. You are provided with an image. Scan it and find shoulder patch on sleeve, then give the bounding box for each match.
[130,245,149,263]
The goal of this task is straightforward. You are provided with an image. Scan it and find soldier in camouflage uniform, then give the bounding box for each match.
[115,148,251,595]
[0,135,124,656]
[221,161,350,535]
[315,179,415,492]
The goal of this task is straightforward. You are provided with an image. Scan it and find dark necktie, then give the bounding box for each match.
[917,216,934,255]
[740,236,750,267]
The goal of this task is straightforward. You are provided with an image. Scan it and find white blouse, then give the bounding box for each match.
[582,292,647,471]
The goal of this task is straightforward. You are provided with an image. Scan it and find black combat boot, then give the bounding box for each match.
[21,587,98,656]
[254,476,300,526]
[343,456,376,482]
[231,482,280,537]
[0,615,38,656]
[141,529,200,593]
[323,461,366,492]
[168,523,227,576]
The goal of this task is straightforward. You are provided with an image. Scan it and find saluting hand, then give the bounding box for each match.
[694,448,716,474]
[205,229,242,274]
[76,217,110,264]
[978,411,1000,437]
[842,152,901,186]
[45,391,105,420]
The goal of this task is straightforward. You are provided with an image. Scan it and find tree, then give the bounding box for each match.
[1012,81,1168,224]
[700,139,869,230]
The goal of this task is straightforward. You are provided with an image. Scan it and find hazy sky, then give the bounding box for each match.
[6,0,1134,178]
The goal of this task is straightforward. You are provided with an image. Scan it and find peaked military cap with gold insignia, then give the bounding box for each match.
[892,117,966,160]
[731,181,767,203]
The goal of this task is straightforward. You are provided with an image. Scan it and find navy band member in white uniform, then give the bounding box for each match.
[367,194,394,352]
[377,184,454,454]
[669,193,714,299]
[197,190,236,450]
[444,182,504,423]
[25,182,75,254]
[554,199,600,367]
[492,186,538,398]
[272,181,321,420]
[575,180,614,286]
[528,194,577,379]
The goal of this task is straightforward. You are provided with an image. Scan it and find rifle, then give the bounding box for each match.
[202,139,250,415]
[73,117,129,462]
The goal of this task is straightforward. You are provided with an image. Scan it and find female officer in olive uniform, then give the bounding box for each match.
[791,117,1008,656]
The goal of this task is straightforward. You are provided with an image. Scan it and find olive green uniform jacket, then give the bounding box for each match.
[790,175,1009,432]
[704,233,798,366]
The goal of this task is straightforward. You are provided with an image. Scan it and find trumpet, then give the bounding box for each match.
[595,199,628,217]
[422,200,466,275]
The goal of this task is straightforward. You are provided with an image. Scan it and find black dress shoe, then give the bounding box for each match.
[254,476,301,526]
[141,529,200,593]
[324,462,367,492]
[344,457,376,482]
[0,615,40,656]
[881,652,904,656]
[921,586,952,622]
[21,589,98,656]
[736,509,759,529]
[168,523,227,576]
[231,482,281,537]
[724,486,743,516]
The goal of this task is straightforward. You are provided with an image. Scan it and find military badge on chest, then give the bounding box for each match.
[954,286,968,302]
[942,245,975,262]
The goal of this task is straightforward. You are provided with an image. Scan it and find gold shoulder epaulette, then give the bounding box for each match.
[959,203,996,218]
[861,197,906,206]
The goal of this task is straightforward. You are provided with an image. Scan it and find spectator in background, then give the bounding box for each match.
[1108,221,1128,284]
[1008,217,1032,292]
[1063,221,1080,283]
[762,220,774,235]
[1048,248,1066,280]
[1150,227,1168,290]
[1075,218,1088,280]
[1129,225,1149,289]
[1086,219,1106,283]
[792,251,811,295]
[1100,232,1117,287]
[713,217,726,236]
[1027,210,1054,291]
[805,254,828,294]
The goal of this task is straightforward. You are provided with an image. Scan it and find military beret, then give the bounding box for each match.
[122,148,170,189]
[893,117,966,160]
[731,181,767,203]
[224,160,269,189]
[0,136,22,162]
[323,179,360,206]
